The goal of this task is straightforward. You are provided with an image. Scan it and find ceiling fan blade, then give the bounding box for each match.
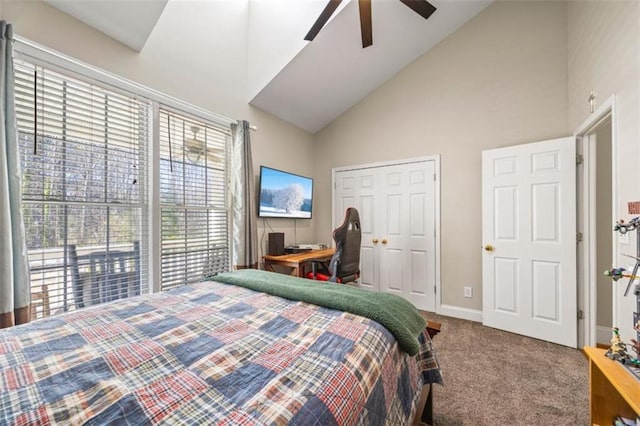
[399,0,437,20]
[358,0,372,48]
[304,0,343,41]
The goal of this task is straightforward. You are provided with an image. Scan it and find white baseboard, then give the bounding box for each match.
[438,304,483,323]
[596,325,612,345]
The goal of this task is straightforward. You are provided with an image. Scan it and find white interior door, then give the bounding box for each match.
[482,137,577,347]
[334,159,437,311]
[377,162,436,311]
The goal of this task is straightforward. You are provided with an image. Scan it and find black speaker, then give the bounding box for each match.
[268,233,285,256]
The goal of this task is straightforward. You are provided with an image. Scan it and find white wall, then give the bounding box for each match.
[247,0,334,101]
[1,0,318,261]
[568,1,640,342]
[314,1,570,311]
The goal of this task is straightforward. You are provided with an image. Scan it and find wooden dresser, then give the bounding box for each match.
[584,346,640,425]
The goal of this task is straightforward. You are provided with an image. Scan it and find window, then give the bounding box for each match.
[158,109,231,291]
[15,60,150,317]
[13,50,233,319]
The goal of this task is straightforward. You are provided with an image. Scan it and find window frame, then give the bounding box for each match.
[154,106,232,292]
[14,36,234,301]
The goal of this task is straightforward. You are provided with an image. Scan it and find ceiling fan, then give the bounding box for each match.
[184,126,224,164]
[304,0,437,48]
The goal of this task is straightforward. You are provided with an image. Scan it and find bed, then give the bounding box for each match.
[0,269,442,425]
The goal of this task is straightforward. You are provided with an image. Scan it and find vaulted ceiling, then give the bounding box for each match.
[43,0,492,133]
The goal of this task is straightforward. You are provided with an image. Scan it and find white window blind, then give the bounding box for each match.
[159,109,231,291]
[14,60,150,318]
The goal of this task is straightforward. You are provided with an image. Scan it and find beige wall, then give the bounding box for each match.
[314,1,570,310]
[567,1,639,341]
[5,0,638,325]
[1,0,317,260]
[595,120,612,329]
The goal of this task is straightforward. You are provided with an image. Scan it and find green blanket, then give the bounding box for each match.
[210,269,426,356]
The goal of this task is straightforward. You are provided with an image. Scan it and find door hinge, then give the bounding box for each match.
[433,174,436,181]
[576,154,584,165]
[577,309,584,320]
[576,232,583,243]
[434,286,437,295]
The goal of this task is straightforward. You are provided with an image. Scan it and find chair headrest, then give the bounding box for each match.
[333,207,360,243]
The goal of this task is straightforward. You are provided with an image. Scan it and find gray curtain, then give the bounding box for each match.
[0,21,30,328]
[231,120,258,269]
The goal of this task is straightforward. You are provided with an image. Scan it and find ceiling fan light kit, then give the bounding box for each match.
[184,125,205,163]
[305,0,437,48]
[183,125,225,165]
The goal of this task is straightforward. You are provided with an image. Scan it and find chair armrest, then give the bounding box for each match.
[307,258,330,280]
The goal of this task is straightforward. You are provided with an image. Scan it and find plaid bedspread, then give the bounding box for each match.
[0,280,441,425]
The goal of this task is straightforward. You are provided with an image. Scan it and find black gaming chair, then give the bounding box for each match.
[307,207,361,283]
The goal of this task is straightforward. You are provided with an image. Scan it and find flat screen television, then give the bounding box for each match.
[258,166,313,219]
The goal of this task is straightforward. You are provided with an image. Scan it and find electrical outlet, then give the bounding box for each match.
[464,286,473,298]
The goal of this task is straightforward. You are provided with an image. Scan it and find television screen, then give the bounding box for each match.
[258,166,313,219]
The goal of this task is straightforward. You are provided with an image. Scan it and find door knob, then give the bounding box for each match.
[484,244,494,252]
[382,239,388,244]
[372,238,379,244]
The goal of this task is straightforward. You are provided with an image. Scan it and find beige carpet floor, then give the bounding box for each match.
[423,313,590,425]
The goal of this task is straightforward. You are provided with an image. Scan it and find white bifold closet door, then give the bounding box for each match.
[334,159,437,312]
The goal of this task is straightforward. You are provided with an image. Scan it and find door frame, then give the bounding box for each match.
[574,95,618,348]
[332,155,442,313]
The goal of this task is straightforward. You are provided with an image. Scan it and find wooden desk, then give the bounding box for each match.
[583,346,640,425]
[263,248,335,278]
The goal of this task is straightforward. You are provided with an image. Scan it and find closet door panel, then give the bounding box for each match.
[334,159,436,311]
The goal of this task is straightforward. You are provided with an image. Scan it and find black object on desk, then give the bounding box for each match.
[268,232,285,255]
